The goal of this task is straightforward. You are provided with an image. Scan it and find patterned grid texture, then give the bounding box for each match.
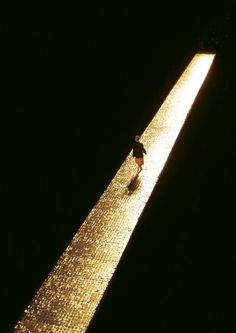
[12,53,215,333]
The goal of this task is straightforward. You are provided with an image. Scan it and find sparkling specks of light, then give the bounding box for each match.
[13,53,215,333]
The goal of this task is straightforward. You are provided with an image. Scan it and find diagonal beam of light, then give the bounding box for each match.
[13,53,215,333]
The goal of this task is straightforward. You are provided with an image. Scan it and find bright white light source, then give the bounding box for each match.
[13,53,215,333]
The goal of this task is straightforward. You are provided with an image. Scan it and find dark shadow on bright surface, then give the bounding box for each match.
[127,174,141,195]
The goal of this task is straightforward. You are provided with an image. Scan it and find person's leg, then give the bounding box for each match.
[136,158,144,172]
[135,158,140,173]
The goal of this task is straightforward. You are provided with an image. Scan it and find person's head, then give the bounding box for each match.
[135,135,140,142]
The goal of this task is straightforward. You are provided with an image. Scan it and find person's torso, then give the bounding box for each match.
[133,141,144,157]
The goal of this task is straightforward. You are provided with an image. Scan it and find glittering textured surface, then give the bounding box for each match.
[12,53,215,333]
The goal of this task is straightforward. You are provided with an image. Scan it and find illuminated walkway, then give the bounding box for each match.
[13,53,215,333]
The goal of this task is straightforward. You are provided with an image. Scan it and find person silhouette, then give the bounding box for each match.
[132,135,147,173]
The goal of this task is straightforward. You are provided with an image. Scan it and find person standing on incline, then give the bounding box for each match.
[132,135,147,173]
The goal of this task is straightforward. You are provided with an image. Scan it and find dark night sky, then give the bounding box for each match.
[2,2,236,332]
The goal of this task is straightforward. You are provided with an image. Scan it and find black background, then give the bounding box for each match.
[1,2,236,332]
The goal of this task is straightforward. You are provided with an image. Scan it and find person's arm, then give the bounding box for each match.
[143,145,147,154]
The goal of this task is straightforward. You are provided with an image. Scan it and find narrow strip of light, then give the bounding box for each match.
[13,53,215,333]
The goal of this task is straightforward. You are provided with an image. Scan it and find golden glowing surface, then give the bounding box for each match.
[13,53,215,333]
